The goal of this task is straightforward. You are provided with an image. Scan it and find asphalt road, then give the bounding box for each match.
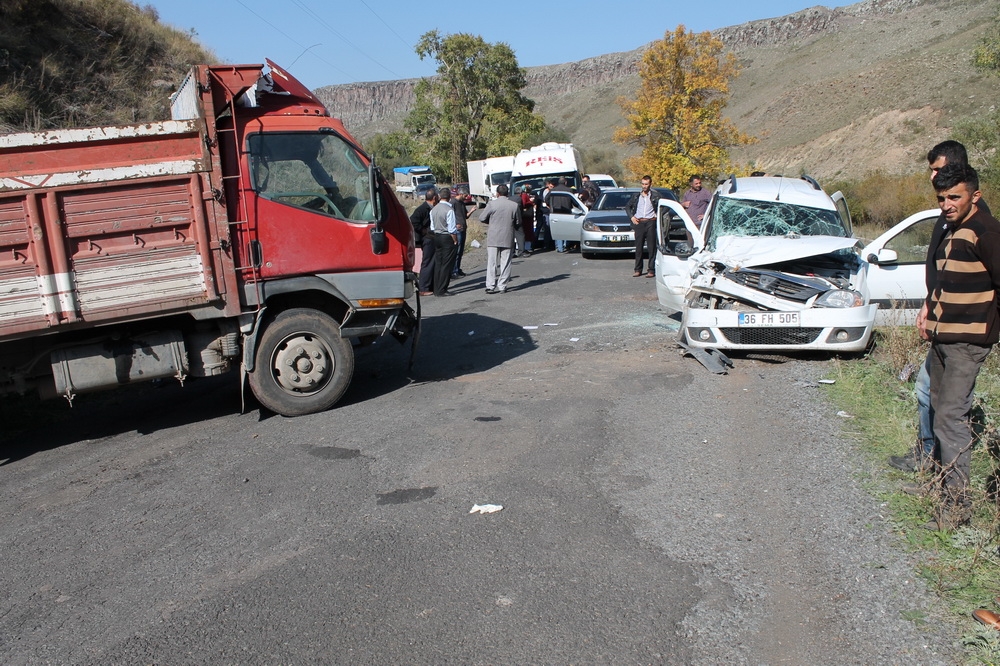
[0,246,954,664]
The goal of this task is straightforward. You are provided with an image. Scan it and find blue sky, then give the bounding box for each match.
[146,1,839,90]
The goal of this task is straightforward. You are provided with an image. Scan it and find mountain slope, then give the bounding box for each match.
[316,0,1000,180]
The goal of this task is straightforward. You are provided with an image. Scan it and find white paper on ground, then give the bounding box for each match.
[470,504,504,514]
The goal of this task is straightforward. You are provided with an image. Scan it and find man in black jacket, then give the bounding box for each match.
[410,188,438,295]
[626,175,661,277]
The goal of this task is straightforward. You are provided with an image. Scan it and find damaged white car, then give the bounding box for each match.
[654,175,930,353]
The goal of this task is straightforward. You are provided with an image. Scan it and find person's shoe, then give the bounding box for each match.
[485,288,496,294]
[646,270,655,278]
[521,250,532,257]
[454,270,466,277]
[633,271,643,277]
[419,291,433,296]
[888,452,918,473]
[974,609,1000,630]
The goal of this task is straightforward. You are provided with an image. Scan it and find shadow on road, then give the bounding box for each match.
[0,374,240,466]
[343,312,538,405]
[0,313,537,463]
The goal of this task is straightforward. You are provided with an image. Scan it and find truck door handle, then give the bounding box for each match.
[249,240,263,268]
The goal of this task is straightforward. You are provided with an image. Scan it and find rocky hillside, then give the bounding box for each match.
[316,0,1000,181]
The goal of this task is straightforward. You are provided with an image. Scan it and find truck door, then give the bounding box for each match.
[248,131,388,276]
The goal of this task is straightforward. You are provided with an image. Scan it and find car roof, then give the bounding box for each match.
[717,176,836,210]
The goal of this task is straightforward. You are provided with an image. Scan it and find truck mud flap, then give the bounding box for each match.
[389,302,418,344]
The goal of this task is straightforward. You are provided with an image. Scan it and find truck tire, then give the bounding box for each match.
[249,309,354,416]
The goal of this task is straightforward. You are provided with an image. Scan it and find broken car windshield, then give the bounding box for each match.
[707,197,849,249]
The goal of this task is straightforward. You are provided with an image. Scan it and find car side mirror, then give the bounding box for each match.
[573,206,585,215]
[868,248,898,266]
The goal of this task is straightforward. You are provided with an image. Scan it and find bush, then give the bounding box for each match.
[826,170,936,230]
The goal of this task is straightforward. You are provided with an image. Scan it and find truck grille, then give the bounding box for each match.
[718,327,823,345]
[725,269,824,303]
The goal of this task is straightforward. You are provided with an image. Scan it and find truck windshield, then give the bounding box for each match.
[248,132,379,223]
[415,174,436,185]
[490,172,512,186]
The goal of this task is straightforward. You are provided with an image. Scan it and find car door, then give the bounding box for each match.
[831,191,853,236]
[547,192,589,241]
[654,199,702,312]
[863,209,938,326]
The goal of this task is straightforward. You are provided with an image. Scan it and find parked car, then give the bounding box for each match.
[654,174,929,353]
[580,187,678,257]
[587,173,619,189]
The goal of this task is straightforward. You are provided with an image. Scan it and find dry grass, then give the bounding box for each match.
[828,170,936,230]
[828,328,1000,663]
[0,0,215,132]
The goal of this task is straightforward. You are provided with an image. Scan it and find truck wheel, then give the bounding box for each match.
[249,309,354,416]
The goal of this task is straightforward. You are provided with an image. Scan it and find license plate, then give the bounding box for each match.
[602,235,629,242]
[738,312,800,327]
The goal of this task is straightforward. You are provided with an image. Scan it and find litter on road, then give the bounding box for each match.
[470,504,504,514]
[523,325,538,330]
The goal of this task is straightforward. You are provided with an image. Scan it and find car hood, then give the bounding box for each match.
[586,210,631,222]
[709,235,859,268]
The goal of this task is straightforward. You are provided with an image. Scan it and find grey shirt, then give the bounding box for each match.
[430,201,457,234]
[480,196,521,248]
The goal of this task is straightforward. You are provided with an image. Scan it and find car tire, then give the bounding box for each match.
[249,308,354,416]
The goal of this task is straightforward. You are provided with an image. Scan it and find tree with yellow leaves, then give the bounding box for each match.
[614,26,755,190]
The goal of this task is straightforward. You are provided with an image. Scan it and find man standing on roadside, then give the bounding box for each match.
[411,188,438,296]
[889,141,992,474]
[451,189,468,279]
[918,163,1000,530]
[582,175,601,207]
[626,175,661,277]
[480,184,520,294]
[429,187,458,296]
[681,175,712,227]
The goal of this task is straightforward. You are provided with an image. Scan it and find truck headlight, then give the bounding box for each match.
[582,220,598,231]
[815,289,863,308]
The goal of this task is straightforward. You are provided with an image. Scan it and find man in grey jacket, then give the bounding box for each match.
[480,184,520,294]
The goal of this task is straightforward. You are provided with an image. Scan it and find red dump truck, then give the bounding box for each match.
[0,60,417,416]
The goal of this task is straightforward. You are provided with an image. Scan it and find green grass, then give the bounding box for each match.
[827,328,1000,663]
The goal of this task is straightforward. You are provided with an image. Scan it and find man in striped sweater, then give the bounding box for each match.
[918,162,1000,530]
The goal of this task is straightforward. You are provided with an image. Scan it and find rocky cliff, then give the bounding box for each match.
[317,0,998,180]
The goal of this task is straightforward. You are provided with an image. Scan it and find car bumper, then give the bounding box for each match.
[681,304,877,352]
[581,231,635,253]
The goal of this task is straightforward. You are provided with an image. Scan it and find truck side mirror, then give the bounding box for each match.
[369,225,387,255]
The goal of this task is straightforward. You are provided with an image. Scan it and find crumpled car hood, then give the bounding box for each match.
[709,235,859,268]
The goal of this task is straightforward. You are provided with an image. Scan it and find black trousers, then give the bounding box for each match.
[432,234,457,295]
[633,219,657,272]
[418,235,436,292]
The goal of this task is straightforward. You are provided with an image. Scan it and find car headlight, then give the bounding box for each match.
[814,289,863,308]
[582,219,598,231]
